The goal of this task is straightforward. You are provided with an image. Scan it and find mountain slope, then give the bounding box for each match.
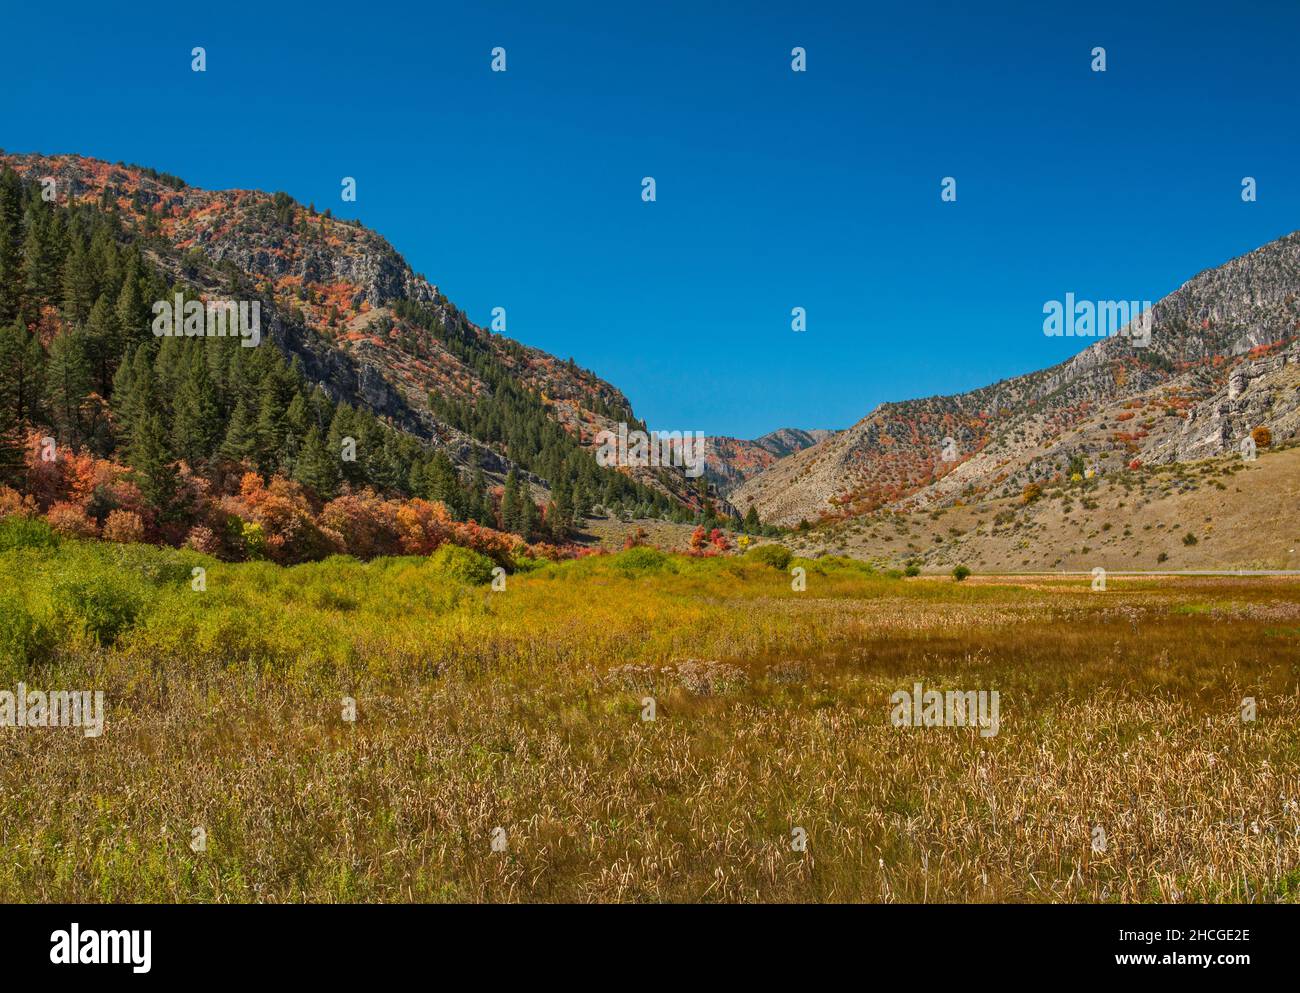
[704,427,836,495]
[0,151,702,515]
[735,233,1300,525]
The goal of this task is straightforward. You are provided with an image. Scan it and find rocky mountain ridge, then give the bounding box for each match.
[734,232,1300,525]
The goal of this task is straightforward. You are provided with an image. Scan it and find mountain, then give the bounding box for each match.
[734,233,1300,525]
[703,427,836,495]
[0,151,709,537]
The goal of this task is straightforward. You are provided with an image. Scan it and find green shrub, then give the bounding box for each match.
[904,564,921,577]
[242,521,268,560]
[951,564,971,582]
[0,593,57,670]
[50,574,144,645]
[0,516,58,552]
[614,546,672,573]
[428,545,496,585]
[746,544,793,570]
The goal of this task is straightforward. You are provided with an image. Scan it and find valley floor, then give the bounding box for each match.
[2,537,1298,902]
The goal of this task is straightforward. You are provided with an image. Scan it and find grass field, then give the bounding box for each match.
[2,520,1299,902]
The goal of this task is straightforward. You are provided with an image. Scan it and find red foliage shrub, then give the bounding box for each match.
[393,498,451,555]
[221,473,338,563]
[184,525,222,555]
[320,491,405,559]
[0,485,34,519]
[102,510,146,544]
[46,501,99,539]
[688,525,708,554]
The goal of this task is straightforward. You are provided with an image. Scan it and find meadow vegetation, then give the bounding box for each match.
[2,519,1298,902]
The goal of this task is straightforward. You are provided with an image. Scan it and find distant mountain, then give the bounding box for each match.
[704,428,836,495]
[734,233,1300,525]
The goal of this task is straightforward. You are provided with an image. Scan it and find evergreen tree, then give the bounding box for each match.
[515,474,538,539]
[327,403,363,487]
[60,235,97,327]
[84,294,121,396]
[425,449,464,516]
[549,478,573,539]
[294,424,339,499]
[220,397,260,463]
[0,168,22,325]
[255,382,292,474]
[115,252,150,343]
[171,349,221,465]
[743,504,760,533]
[110,345,155,454]
[470,465,492,525]
[129,412,179,518]
[44,329,91,444]
[0,322,45,432]
[22,203,64,314]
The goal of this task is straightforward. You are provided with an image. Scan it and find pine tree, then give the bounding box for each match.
[501,468,521,534]
[22,203,64,313]
[327,403,363,487]
[470,465,492,525]
[550,478,573,539]
[111,345,155,454]
[519,483,539,540]
[44,329,91,444]
[255,382,291,474]
[60,236,97,327]
[294,424,339,499]
[283,393,309,463]
[0,322,45,432]
[84,294,121,396]
[115,252,150,343]
[743,505,760,533]
[425,449,463,514]
[0,168,23,325]
[129,412,179,518]
[220,397,260,463]
[171,349,221,465]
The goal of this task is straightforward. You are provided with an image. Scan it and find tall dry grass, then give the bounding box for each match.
[1,530,1298,902]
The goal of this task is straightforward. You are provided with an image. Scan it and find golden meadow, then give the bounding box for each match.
[2,517,1298,903]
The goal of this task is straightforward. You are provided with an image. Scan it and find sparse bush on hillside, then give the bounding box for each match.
[1021,483,1042,505]
[952,564,971,581]
[1252,426,1272,449]
[615,546,673,573]
[428,544,495,585]
[746,544,793,570]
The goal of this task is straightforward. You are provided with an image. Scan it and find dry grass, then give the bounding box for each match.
[2,538,1298,902]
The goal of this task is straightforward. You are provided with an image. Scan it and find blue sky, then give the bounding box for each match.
[3,0,1297,437]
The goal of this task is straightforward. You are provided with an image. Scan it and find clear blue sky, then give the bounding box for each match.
[3,0,1297,438]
